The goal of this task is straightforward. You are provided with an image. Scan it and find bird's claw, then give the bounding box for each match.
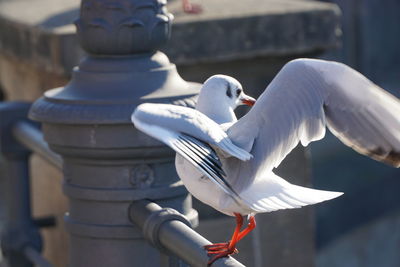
[206,251,236,266]
[204,242,238,266]
[204,242,228,250]
[206,248,239,254]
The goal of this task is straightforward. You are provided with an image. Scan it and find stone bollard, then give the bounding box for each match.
[29,0,200,266]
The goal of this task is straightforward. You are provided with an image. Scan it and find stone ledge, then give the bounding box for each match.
[167,0,341,64]
[0,0,341,74]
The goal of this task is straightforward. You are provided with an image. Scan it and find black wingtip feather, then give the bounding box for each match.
[180,135,221,163]
[366,148,400,168]
[175,134,242,202]
[178,135,224,170]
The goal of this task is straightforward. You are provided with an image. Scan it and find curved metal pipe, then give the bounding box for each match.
[129,200,245,267]
[12,121,62,170]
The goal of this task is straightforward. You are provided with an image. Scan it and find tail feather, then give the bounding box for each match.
[284,183,343,205]
[241,172,343,213]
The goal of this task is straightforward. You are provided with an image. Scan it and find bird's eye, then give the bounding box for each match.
[236,89,242,97]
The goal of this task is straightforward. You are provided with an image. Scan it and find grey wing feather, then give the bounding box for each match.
[226,58,400,191]
[131,105,248,205]
[132,103,252,161]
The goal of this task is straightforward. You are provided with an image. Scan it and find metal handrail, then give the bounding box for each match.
[130,200,245,267]
[12,121,62,170]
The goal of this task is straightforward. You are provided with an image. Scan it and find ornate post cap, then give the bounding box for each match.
[75,0,174,55]
[29,0,199,127]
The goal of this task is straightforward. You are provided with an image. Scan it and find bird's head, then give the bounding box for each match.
[198,75,256,110]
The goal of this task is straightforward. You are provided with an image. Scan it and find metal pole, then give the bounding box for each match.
[5,159,31,224]
[29,0,201,266]
[130,200,245,267]
[2,157,34,267]
[2,152,53,267]
[0,102,43,267]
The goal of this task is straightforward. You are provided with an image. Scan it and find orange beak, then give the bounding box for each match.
[240,95,256,107]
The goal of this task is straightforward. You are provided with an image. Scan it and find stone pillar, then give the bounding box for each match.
[29,0,199,266]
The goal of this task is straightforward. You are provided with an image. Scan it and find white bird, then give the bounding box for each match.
[132,58,400,265]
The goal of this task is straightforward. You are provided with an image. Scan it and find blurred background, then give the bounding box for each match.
[0,0,399,266]
[312,1,400,267]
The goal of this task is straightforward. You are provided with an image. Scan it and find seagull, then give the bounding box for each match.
[131,58,400,265]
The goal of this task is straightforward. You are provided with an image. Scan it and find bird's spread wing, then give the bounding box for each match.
[132,103,252,205]
[226,58,400,191]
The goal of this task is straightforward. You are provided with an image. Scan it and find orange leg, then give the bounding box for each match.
[237,215,256,241]
[204,214,256,266]
[182,0,203,14]
[204,213,242,252]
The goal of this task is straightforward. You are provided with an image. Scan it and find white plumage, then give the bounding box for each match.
[132,58,400,264]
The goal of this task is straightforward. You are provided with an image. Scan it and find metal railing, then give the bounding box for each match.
[0,115,244,267]
[130,200,244,267]
[12,122,62,169]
